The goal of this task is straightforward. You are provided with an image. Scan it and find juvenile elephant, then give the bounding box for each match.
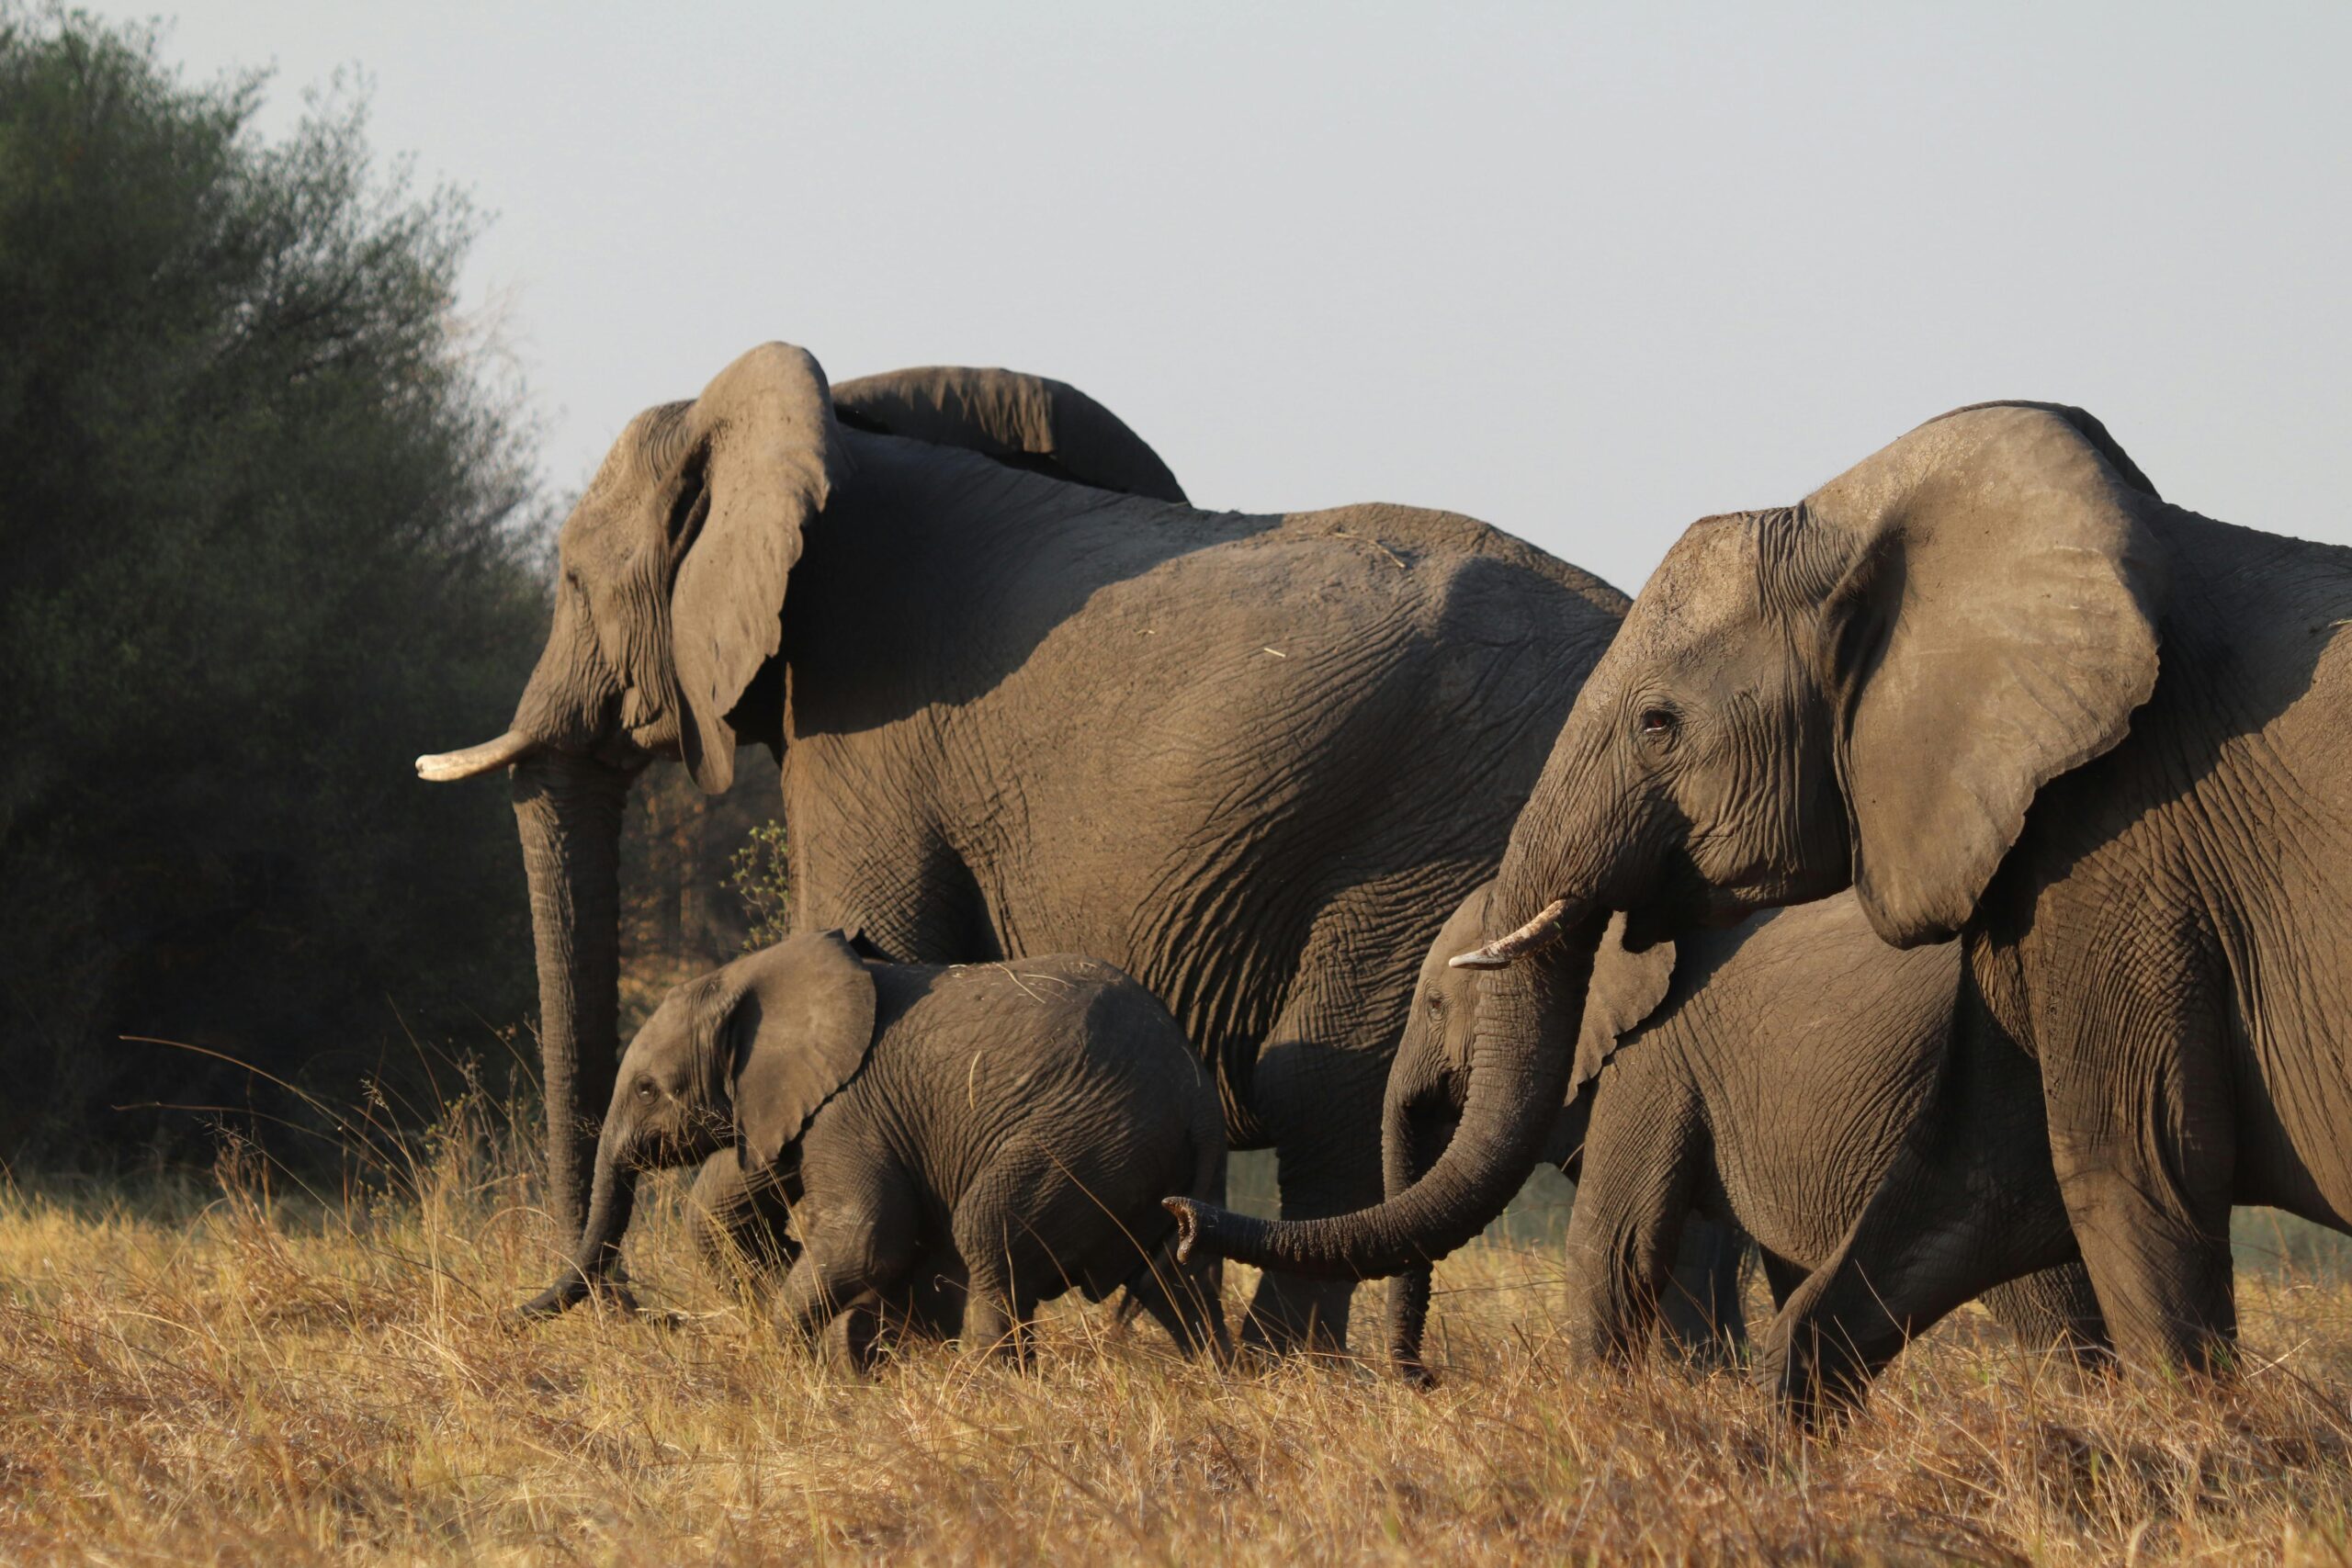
[525,930,1231,1367]
[418,342,1627,1349]
[1381,886,2106,1388]
[1175,400,2352,1406]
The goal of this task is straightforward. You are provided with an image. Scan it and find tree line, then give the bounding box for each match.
[0,9,775,1165]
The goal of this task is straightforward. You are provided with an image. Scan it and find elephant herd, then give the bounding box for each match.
[418,345,2352,1418]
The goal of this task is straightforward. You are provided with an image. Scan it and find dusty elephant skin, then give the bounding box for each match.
[1378,884,2106,1393]
[524,931,1230,1368]
[418,342,1624,1351]
[1172,400,2352,1410]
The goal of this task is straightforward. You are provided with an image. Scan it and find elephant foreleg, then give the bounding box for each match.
[1239,1034,1388,1355]
[2039,983,2236,1374]
[1559,1056,1707,1368]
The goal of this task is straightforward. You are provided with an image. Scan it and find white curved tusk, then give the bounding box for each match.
[415,729,539,783]
[1448,898,1570,969]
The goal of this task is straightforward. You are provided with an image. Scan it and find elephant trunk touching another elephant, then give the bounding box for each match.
[1171,896,1600,1280]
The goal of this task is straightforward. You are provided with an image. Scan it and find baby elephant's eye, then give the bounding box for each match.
[635,1080,656,1100]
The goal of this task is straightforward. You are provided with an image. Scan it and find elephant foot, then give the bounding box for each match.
[1756,1322,1873,1430]
[1238,1276,1352,1360]
[821,1298,886,1376]
[517,1269,640,1322]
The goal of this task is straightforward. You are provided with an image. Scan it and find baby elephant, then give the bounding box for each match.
[1390,885,2105,1405]
[525,931,1230,1367]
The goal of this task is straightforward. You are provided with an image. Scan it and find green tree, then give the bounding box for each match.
[0,8,551,1157]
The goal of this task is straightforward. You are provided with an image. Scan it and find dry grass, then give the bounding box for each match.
[6,1107,2352,1565]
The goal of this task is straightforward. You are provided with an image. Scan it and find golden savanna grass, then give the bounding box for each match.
[6,1097,2352,1564]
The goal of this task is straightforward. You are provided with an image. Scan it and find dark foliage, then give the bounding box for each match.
[0,8,553,1159]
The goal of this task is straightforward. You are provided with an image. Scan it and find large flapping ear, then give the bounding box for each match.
[727,930,879,1169]
[830,366,1188,502]
[1799,401,2168,946]
[669,344,851,795]
[1565,911,1676,1105]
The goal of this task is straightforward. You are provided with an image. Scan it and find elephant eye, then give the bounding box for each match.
[634,1080,656,1100]
[1425,994,1443,1017]
[1637,707,1678,739]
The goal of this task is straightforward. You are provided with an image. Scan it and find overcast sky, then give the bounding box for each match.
[109,2,2352,594]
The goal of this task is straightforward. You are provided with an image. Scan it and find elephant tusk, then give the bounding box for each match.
[415,729,539,783]
[1448,898,1569,969]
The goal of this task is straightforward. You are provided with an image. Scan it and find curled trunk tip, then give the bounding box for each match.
[1165,1197,1205,1263]
[1449,897,1569,969]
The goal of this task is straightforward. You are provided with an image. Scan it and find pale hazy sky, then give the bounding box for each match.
[106,2,2352,594]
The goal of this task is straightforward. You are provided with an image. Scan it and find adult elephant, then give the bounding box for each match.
[417,342,1628,1349]
[1170,400,2352,1385]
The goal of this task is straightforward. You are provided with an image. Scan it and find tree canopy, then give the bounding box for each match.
[0,8,553,1157]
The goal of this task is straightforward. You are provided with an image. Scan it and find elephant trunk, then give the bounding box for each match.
[522,1117,641,1317]
[513,750,634,1240]
[1384,1090,1454,1379]
[1170,900,1600,1280]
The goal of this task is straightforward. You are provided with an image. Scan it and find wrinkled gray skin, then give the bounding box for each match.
[1176,401,2352,1411]
[1383,886,2108,1389]
[1381,886,1749,1378]
[524,931,1230,1368]
[420,343,1625,1350]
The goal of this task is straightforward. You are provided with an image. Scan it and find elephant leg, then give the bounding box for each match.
[1121,1226,1234,1364]
[2033,945,2236,1376]
[775,1182,919,1364]
[1241,1032,1388,1355]
[1764,1011,2087,1419]
[1759,1251,1806,1314]
[1981,1263,2113,1365]
[1560,1056,1706,1367]
[1657,1213,1751,1364]
[685,1147,797,1288]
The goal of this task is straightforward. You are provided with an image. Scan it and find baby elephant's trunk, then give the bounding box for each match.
[521,1123,641,1317]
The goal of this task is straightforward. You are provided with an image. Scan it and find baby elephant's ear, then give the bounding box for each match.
[1567,912,1676,1103]
[729,931,879,1169]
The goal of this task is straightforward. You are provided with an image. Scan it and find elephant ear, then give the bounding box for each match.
[1566,911,1676,1103]
[728,930,879,1169]
[1800,401,2169,947]
[669,344,851,795]
[830,366,1187,502]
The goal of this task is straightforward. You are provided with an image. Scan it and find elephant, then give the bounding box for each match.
[1381,884,2107,1390]
[1170,400,2352,1407]
[418,341,1629,1350]
[524,929,1231,1368]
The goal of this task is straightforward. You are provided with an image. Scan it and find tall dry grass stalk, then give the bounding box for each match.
[4,1098,2352,1564]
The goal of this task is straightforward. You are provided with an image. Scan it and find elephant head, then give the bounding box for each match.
[1173,400,2167,1279]
[524,929,877,1315]
[414,342,1182,1238]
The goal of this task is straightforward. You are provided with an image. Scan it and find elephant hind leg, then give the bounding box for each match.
[1119,1230,1234,1363]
